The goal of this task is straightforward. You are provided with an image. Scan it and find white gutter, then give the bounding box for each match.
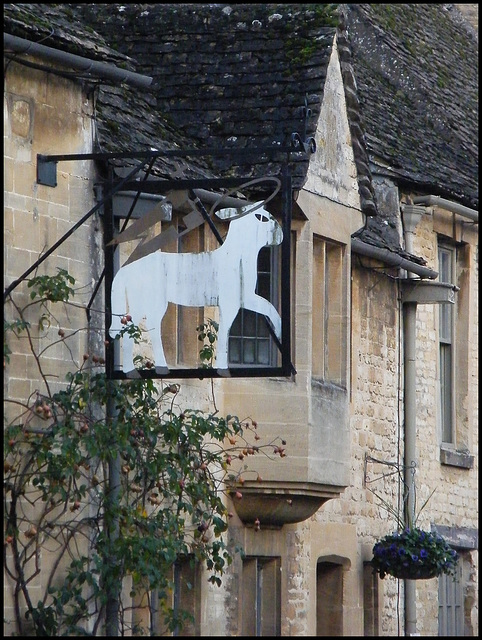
[413,195,478,222]
[4,33,153,90]
[351,237,438,279]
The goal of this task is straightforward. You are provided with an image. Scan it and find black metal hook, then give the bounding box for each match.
[290,97,316,154]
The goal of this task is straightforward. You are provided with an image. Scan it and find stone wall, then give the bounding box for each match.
[4,36,478,638]
[4,58,100,632]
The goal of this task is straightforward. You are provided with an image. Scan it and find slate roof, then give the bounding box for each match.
[4,3,478,257]
[74,3,339,188]
[3,3,130,66]
[3,3,216,179]
[344,3,478,211]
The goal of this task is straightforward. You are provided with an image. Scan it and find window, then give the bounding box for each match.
[437,240,475,467]
[312,236,347,385]
[158,214,205,368]
[229,246,281,366]
[152,555,201,636]
[438,560,463,636]
[242,557,281,636]
[438,244,455,444]
[172,557,201,636]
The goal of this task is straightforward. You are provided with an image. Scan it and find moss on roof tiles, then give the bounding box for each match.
[345,3,478,208]
[68,3,339,187]
[4,3,133,67]
[4,3,478,209]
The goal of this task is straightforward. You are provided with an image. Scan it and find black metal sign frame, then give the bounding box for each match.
[103,167,294,380]
[31,141,312,379]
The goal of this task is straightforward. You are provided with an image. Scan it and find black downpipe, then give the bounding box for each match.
[281,167,295,376]
[103,168,122,636]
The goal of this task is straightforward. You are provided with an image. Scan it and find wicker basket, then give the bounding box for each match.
[383,564,439,580]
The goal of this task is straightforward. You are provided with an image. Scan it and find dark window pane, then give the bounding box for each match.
[440,344,452,443]
[228,244,280,366]
[231,312,242,335]
[257,247,271,272]
[258,316,270,337]
[230,339,241,363]
[258,339,270,365]
[242,339,256,364]
[257,273,270,298]
[244,310,257,334]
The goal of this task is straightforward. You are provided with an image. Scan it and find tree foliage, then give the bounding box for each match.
[4,270,286,636]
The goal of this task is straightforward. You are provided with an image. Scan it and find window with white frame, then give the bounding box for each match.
[437,240,475,469]
[438,244,455,445]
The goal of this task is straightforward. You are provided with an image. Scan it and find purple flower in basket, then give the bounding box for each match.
[371,528,458,580]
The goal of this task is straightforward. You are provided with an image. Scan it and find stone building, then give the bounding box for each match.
[4,4,478,636]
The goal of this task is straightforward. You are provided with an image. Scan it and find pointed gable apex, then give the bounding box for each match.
[304,36,361,213]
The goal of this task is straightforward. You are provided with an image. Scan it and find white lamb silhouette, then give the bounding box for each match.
[109,201,283,374]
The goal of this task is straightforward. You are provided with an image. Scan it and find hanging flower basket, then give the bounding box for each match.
[371,528,458,580]
[390,563,439,580]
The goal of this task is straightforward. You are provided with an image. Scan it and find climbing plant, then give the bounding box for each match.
[4,270,287,636]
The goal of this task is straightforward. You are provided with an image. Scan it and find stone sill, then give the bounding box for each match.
[440,446,474,469]
[229,481,344,528]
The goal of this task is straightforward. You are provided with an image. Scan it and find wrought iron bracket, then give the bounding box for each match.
[290,96,316,154]
[36,135,316,188]
[30,130,317,379]
[37,156,58,187]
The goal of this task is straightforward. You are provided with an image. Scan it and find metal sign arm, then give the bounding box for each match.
[4,161,147,301]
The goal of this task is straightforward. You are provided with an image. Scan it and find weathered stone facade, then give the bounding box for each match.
[4,66,101,408]
[4,57,103,632]
[4,4,478,637]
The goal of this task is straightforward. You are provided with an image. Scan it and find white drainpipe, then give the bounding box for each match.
[400,200,461,636]
[401,204,425,636]
[413,195,478,222]
[4,33,153,90]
